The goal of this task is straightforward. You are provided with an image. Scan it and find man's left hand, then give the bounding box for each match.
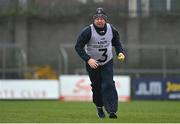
[117,52,125,62]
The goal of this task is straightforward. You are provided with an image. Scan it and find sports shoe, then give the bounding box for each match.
[109,113,117,119]
[96,107,105,118]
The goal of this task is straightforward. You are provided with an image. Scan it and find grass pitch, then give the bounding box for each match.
[0,100,180,123]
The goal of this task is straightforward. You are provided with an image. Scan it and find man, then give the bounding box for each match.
[75,8,125,119]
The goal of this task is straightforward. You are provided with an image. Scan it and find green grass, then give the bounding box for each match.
[0,100,180,123]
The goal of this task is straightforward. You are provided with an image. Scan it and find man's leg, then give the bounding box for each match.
[86,64,105,118]
[101,60,118,118]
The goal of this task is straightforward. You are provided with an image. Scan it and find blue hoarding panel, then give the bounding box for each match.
[134,78,180,100]
[134,78,162,100]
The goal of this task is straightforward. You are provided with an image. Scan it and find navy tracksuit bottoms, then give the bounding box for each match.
[86,59,118,113]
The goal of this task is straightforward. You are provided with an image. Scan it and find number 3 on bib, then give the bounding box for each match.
[97,48,107,62]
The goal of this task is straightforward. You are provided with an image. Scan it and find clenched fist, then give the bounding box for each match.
[117,52,125,62]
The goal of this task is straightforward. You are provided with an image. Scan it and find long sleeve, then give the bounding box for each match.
[111,25,124,55]
[75,26,91,62]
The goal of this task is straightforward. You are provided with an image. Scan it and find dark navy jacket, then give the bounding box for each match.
[75,23,124,62]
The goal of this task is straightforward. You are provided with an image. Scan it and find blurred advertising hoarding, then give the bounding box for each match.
[134,78,180,100]
[59,75,131,102]
[0,80,59,99]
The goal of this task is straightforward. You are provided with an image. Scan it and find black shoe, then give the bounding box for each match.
[97,107,105,118]
[109,113,117,119]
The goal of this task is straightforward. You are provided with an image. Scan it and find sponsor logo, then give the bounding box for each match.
[73,79,91,93]
[136,81,162,95]
[166,81,180,92]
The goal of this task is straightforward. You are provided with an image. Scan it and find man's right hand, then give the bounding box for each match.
[88,58,99,69]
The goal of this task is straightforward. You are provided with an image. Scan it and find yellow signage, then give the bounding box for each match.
[166,81,180,92]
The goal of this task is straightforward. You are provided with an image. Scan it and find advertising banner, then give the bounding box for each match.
[134,78,180,100]
[59,75,131,102]
[165,78,180,99]
[0,80,59,99]
[134,78,165,99]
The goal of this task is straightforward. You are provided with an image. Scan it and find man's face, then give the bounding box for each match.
[94,17,106,28]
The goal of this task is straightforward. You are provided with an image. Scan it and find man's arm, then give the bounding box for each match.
[111,25,125,61]
[111,25,124,55]
[75,26,91,62]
